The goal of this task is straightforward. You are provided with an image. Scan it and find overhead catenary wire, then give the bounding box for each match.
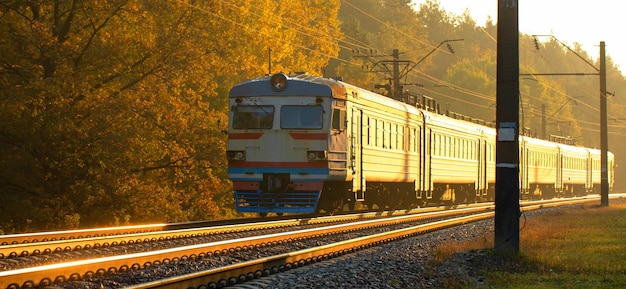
[175,0,615,137]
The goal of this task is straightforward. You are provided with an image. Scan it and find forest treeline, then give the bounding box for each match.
[1,0,625,233]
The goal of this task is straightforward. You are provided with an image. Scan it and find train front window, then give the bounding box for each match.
[281,105,323,129]
[233,105,274,129]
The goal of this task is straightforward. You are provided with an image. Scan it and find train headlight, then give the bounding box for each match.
[227,150,246,161]
[270,73,288,91]
[307,150,327,161]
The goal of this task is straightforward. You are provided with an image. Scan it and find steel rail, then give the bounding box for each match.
[0,216,309,245]
[0,206,491,289]
[0,224,168,245]
[0,204,486,259]
[127,196,610,289]
[0,219,306,259]
[2,195,618,289]
[126,212,496,289]
[0,216,310,246]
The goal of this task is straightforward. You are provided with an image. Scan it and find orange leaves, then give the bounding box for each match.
[0,0,343,231]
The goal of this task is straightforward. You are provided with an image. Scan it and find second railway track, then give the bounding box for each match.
[0,196,611,289]
[0,204,491,262]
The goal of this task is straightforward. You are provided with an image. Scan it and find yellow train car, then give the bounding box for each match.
[228,73,614,215]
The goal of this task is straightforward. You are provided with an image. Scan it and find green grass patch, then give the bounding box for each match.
[481,201,626,288]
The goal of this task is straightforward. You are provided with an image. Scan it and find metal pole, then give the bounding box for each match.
[600,41,609,206]
[542,104,546,139]
[495,0,520,253]
[392,49,401,100]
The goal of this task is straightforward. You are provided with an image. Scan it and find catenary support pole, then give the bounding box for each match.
[600,41,609,207]
[495,0,520,253]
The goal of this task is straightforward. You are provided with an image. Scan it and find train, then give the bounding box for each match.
[226,72,614,216]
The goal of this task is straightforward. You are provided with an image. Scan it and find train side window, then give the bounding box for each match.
[472,141,477,159]
[390,124,395,150]
[366,117,371,145]
[410,128,416,152]
[438,136,442,156]
[452,137,459,158]
[386,122,390,149]
[461,139,469,159]
[233,105,274,129]
[399,125,404,151]
[332,109,346,130]
[378,120,384,148]
[460,139,464,159]
[451,137,455,158]
[369,118,376,146]
[379,121,389,148]
[436,133,441,155]
[439,134,443,156]
[450,137,459,158]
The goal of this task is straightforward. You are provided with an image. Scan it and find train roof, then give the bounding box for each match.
[337,79,421,115]
[229,73,344,98]
[229,74,614,159]
[421,109,492,135]
[522,136,559,148]
[230,72,420,114]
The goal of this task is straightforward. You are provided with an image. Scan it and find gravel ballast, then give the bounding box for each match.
[229,220,495,289]
[228,205,579,289]
[50,204,593,289]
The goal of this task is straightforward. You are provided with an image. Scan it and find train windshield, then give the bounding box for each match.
[232,105,274,129]
[281,105,323,129]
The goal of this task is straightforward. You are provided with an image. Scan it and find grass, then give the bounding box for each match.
[433,200,626,288]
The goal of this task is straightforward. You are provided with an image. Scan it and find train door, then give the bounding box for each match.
[417,126,424,198]
[421,126,432,199]
[350,108,364,201]
[477,138,485,198]
[520,142,529,197]
[609,157,614,191]
[585,150,592,193]
[556,149,563,194]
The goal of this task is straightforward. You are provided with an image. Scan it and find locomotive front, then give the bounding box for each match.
[226,73,338,216]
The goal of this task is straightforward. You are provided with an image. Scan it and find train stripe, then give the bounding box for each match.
[289,133,327,140]
[229,175,328,182]
[229,132,264,140]
[229,161,328,168]
[228,167,329,175]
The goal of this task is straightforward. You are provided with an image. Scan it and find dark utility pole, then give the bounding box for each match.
[392,49,402,100]
[541,104,546,139]
[353,48,413,101]
[495,0,520,253]
[354,40,462,101]
[522,40,609,206]
[600,41,609,206]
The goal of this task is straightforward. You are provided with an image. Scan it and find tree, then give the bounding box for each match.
[0,0,341,232]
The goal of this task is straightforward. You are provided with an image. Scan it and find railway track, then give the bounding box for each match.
[0,196,609,289]
[0,216,293,246]
[0,204,487,262]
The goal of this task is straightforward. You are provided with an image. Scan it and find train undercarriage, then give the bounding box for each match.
[315,181,496,214]
[240,180,593,217]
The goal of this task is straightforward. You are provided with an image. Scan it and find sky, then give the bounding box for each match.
[411,0,624,71]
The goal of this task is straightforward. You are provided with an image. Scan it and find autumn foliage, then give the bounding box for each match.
[2,0,626,233]
[0,0,340,232]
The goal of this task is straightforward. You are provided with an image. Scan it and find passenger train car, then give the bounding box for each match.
[227,73,614,216]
